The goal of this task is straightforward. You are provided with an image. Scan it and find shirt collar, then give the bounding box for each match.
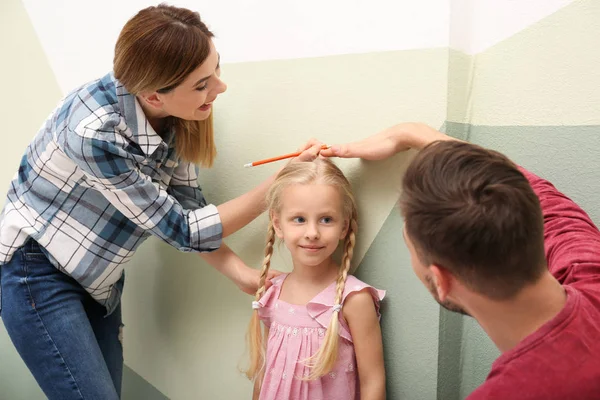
[112,73,171,157]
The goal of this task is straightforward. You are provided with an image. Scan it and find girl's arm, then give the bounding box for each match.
[343,290,386,400]
[199,245,280,294]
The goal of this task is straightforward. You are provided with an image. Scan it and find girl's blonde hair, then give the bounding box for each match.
[245,158,358,382]
[113,4,216,167]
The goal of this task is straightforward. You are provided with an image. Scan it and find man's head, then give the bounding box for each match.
[400,140,546,314]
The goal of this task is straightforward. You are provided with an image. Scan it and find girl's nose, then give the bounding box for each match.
[305,222,320,240]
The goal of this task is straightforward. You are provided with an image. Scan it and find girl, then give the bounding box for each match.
[245,158,386,400]
[0,4,319,399]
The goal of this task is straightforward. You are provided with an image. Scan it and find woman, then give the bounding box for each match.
[0,5,320,399]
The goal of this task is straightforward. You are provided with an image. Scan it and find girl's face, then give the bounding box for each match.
[272,183,349,269]
[156,40,227,121]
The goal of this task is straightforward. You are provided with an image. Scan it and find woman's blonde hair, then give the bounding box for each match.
[245,158,358,383]
[113,3,216,167]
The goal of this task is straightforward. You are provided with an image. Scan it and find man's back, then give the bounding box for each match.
[468,169,600,400]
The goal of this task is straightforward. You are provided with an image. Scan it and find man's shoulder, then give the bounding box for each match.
[468,370,600,400]
[467,329,600,400]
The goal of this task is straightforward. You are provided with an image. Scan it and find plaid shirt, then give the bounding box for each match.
[0,73,222,314]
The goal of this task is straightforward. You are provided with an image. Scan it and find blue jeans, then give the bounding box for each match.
[0,239,123,399]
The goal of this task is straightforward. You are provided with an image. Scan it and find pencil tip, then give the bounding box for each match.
[244,163,253,168]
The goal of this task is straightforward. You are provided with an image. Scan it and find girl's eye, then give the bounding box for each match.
[195,85,207,91]
[292,217,305,223]
[320,217,333,224]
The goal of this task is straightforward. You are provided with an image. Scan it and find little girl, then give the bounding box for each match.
[245,158,386,400]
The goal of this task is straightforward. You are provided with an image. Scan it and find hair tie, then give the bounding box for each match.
[252,301,261,310]
[332,304,342,313]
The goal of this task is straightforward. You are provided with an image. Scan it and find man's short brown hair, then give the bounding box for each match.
[400,140,546,299]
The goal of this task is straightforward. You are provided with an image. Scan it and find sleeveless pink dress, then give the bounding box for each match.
[257,273,385,400]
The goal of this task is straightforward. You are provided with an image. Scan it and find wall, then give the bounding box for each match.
[2,0,598,399]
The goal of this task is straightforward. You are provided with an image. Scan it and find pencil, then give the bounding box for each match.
[244,145,330,168]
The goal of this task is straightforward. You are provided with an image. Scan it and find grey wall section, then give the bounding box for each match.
[355,206,441,400]
[0,354,169,400]
[446,123,600,225]
[436,309,464,400]
[122,366,170,400]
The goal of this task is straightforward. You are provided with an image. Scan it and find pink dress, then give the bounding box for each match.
[257,273,385,400]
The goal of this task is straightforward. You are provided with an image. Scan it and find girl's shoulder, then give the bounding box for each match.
[307,275,385,342]
[340,276,385,304]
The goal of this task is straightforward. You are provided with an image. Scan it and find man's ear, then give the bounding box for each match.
[430,264,452,302]
[271,211,284,239]
[138,91,164,109]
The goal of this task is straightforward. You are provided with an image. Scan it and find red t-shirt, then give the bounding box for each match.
[467,169,600,400]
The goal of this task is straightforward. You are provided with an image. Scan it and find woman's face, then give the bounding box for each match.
[159,40,227,121]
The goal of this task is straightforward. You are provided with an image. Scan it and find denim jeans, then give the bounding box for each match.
[0,239,123,399]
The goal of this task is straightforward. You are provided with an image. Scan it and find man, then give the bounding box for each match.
[321,123,600,399]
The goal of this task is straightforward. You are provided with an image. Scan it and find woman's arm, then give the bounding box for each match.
[64,128,323,252]
[168,158,274,238]
[343,290,386,400]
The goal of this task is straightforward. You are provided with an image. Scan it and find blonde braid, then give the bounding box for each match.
[244,222,276,381]
[305,212,358,380]
[337,213,358,303]
[255,221,276,300]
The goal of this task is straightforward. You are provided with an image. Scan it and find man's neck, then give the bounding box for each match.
[468,272,567,353]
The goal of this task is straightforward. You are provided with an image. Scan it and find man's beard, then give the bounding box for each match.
[426,275,470,316]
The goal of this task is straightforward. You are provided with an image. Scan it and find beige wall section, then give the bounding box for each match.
[447,0,600,125]
[446,49,476,125]
[0,0,61,397]
[0,0,62,175]
[122,49,448,399]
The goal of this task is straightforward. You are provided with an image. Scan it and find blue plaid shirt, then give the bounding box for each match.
[0,73,222,314]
